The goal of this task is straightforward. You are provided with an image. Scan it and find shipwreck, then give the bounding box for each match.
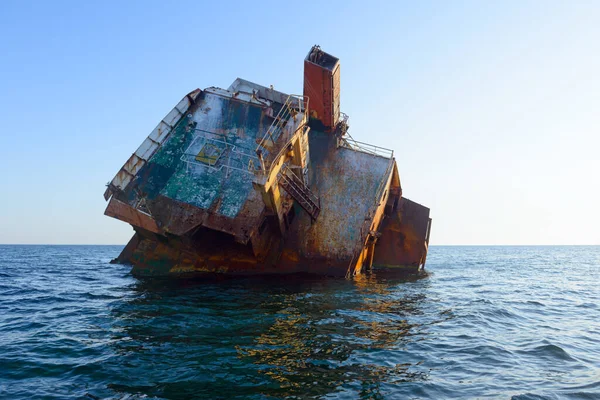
[104,46,432,277]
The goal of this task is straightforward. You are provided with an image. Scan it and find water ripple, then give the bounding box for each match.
[0,245,599,399]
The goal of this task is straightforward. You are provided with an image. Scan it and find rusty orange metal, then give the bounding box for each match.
[303,45,340,131]
[105,198,161,235]
[104,45,432,278]
[373,198,431,271]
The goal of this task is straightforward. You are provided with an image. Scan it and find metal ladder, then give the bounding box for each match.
[256,96,300,170]
[278,167,321,221]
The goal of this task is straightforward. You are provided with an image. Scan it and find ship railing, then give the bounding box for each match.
[180,135,261,177]
[261,123,311,176]
[358,156,395,243]
[338,112,349,127]
[345,156,396,278]
[339,137,394,159]
[256,94,309,172]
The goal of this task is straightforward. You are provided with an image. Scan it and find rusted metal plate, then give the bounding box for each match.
[145,192,264,244]
[304,46,340,130]
[372,197,431,270]
[104,198,161,234]
[284,130,393,260]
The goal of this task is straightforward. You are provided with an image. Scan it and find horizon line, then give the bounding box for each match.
[0,243,598,247]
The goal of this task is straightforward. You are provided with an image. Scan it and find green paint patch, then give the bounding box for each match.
[150,119,194,169]
[161,167,221,209]
[217,171,254,218]
[126,92,269,219]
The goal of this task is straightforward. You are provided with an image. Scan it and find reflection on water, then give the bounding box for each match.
[105,272,434,399]
[3,246,599,399]
[238,276,429,397]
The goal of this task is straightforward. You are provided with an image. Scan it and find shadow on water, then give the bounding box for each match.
[103,271,432,399]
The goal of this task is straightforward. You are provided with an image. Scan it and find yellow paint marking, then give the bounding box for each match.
[195,143,222,166]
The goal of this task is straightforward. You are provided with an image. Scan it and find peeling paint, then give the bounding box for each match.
[104,46,432,278]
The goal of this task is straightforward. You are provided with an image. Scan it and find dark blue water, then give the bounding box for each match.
[1,246,599,399]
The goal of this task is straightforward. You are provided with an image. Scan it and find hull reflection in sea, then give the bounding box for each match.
[237,273,432,398]
[104,271,445,398]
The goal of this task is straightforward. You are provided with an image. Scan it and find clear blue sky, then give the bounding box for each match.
[1,0,598,245]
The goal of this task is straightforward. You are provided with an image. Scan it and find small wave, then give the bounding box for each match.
[511,394,554,400]
[518,344,577,362]
[576,302,597,309]
[477,307,525,322]
[558,392,600,400]
[561,380,600,391]
[526,300,545,307]
[83,292,121,300]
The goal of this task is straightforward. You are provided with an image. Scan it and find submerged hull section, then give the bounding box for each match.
[373,198,431,272]
[105,46,431,278]
[114,198,430,278]
[115,232,352,277]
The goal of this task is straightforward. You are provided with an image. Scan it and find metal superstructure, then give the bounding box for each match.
[104,46,431,277]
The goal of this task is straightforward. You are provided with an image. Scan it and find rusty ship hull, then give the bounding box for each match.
[104,46,431,277]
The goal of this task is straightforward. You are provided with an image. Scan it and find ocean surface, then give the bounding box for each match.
[0,245,599,400]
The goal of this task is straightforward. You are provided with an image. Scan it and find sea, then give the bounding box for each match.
[0,245,598,399]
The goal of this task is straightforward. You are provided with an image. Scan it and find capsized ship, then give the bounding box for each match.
[104,46,432,277]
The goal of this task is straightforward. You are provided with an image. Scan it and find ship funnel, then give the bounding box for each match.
[303,45,341,131]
